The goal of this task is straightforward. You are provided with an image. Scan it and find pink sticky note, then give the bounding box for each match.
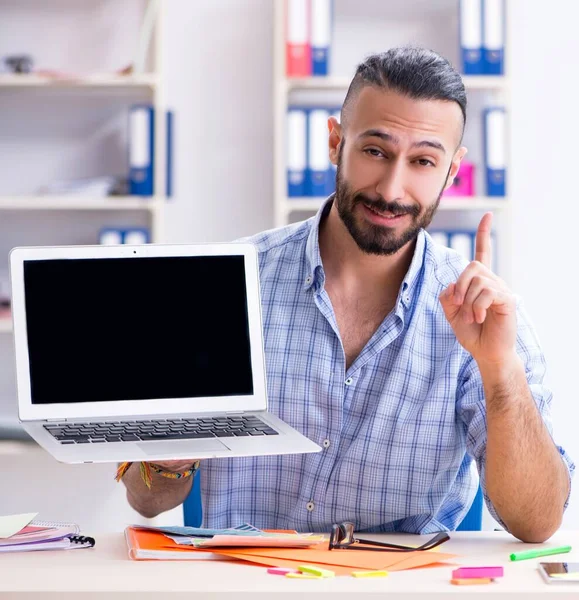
[452,566,504,579]
[268,567,299,576]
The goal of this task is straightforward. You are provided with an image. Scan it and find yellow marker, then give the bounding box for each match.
[298,565,336,578]
[352,570,389,578]
[286,572,321,579]
[450,577,492,586]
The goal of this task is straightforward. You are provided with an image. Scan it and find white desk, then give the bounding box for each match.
[1,531,578,599]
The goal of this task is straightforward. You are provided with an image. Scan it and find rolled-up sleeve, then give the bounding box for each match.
[456,297,575,528]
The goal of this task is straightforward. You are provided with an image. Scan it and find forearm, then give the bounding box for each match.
[480,353,569,543]
[122,463,194,519]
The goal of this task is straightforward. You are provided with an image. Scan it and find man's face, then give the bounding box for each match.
[329,86,466,256]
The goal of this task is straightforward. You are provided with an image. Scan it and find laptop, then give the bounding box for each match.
[9,243,321,464]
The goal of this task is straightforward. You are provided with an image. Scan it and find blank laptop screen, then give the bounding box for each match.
[23,255,254,404]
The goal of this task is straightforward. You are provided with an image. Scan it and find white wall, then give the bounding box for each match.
[508,0,579,527]
[162,0,274,243]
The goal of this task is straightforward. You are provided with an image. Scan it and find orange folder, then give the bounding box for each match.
[125,527,457,575]
[208,544,458,574]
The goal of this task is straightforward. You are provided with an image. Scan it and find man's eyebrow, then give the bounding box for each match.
[358,129,447,155]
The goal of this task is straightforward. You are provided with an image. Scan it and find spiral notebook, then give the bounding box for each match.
[0,520,95,553]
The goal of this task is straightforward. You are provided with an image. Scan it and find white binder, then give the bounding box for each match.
[482,0,505,74]
[460,0,484,74]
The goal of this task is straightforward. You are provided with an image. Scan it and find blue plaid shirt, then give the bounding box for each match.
[200,200,574,533]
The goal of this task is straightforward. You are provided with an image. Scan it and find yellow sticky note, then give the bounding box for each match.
[286,572,321,579]
[298,565,336,578]
[451,577,492,586]
[352,570,389,578]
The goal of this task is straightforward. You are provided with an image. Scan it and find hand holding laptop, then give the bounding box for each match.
[154,460,199,472]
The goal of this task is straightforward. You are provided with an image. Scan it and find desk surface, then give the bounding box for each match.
[1,530,579,599]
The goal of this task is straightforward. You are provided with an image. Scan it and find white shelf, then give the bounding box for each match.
[0,319,12,334]
[284,197,509,213]
[0,74,158,89]
[284,75,509,92]
[0,196,164,211]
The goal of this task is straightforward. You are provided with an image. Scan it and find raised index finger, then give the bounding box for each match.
[474,212,493,269]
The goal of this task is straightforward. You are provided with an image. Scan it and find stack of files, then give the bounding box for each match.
[287,105,340,197]
[125,525,457,576]
[459,0,505,75]
[0,513,95,553]
[36,175,122,197]
[286,0,333,76]
[126,524,323,560]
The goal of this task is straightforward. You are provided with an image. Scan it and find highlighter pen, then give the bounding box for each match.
[509,545,572,562]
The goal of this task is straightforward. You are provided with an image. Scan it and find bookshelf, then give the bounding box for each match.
[0,0,166,247]
[0,74,159,88]
[273,0,512,284]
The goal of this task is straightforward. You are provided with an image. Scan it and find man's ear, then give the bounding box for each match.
[443,146,468,190]
[328,116,342,166]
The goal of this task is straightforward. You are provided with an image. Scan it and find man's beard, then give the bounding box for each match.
[334,146,447,256]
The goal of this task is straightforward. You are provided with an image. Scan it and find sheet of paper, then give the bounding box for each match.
[193,535,323,548]
[0,513,38,539]
[207,545,458,574]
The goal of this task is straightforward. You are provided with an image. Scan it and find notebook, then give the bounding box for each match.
[0,519,95,552]
[9,243,322,464]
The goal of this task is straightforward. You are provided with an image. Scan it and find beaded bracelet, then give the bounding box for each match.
[115,460,200,490]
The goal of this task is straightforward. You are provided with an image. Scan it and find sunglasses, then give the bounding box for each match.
[328,522,450,552]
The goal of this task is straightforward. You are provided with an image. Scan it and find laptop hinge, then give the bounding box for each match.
[225,412,245,416]
[45,418,67,422]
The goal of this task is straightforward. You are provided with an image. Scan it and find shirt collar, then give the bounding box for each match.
[303,195,427,309]
[397,229,426,310]
[303,196,333,291]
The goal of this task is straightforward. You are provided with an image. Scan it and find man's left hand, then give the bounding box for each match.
[439,213,517,365]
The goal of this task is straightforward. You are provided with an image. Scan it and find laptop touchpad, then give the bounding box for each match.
[137,439,228,456]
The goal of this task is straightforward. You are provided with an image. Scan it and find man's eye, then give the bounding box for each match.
[416,158,435,167]
[364,148,384,158]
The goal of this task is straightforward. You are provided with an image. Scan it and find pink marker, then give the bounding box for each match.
[267,567,299,576]
[452,566,504,579]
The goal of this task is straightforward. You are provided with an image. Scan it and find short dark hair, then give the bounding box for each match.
[342,46,467,135]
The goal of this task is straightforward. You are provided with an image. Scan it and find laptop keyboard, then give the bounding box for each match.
[43,416,279,444]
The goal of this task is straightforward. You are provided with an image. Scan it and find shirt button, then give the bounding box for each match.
[322,439,331,449]
[305,275,312,285]
[306,501,315,512]
[345,377,353,386]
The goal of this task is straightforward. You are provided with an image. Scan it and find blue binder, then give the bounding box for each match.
[482,0,505,75]
[329,106,340,192]
[287,107,308,197]
[98,228,123,245]
[449,231,475,262]
[429,230,450,249]
[311,0,332,76]
[459,0,484,75]
[483,107,506,196]
[129,104,154,196]
[123,228,150,245]
[307,107,334,197]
